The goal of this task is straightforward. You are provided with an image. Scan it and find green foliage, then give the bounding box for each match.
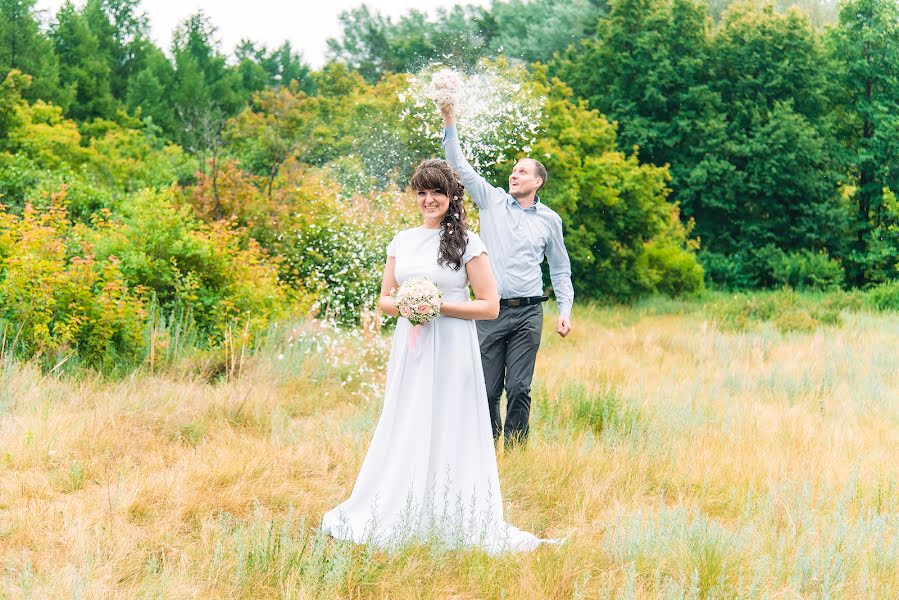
[0,0,65,106]
[224,87,314,199]
[235,41,315,95]
[84,118,196,192]
[707,288,854,332]
[51,0,117,121]
[180,157,418,327]
[125,45,177,133]
[326,4,494,83]
[829,0,899,285]
[534,381,642,439]
[863,281,899,312]
[488,0,605,64]
[92,188,290,343]
[1,0,896,364]
[552,0,715,173]
[0,69,29,142]
[286,193,417,327]
[569,386,640,438]
[554,0,852,289]
[528,73,703,299]
[705,0,838,25]
[0,197,147,370]
[225,65,441,190]
[83,0,153,101]
[0,93,194,218]
[766,248,845,291]
[859,187,899,284]
[325,0,607,81]
[8,100,88,169]
[642,239,705,297]
[0,152,40,207]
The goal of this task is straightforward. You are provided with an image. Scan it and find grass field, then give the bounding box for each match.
[2,297,897,598]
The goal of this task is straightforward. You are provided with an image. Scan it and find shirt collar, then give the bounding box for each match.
[507,194,541,211]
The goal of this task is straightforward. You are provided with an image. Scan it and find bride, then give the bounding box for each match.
[321,159,558,554]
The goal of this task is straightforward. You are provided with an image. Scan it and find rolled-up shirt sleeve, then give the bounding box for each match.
[442,125,499,210]
[545,215,574,317]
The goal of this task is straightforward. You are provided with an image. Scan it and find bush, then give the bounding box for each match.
[0,152,42,210]
[180,160,419,328]
[863,281,899,312]
[641,242,705,297]
[92,189,292,344]
[767,248,845,290]
[700,251,756,290]
[709,289,845,333]
[0,199,147,371]
[283,190,418,327]
[702,247,846,292]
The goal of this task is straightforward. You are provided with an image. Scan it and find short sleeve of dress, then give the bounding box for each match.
[386,232,399,257]
[462,231,488,265]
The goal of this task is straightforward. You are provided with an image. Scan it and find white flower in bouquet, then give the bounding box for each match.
[392,277,442,325]
[425,68,463,109]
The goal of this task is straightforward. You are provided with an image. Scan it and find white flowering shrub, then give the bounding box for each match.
[282,191,418,327]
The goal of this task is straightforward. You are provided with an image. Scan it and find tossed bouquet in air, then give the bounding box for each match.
[425,68,462,109]
[392,277,442,325]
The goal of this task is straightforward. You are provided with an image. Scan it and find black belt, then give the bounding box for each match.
[500,296,548,307]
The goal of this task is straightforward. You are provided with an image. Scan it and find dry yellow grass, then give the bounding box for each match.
[1,306,897,598]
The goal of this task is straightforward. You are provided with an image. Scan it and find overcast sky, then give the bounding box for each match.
[34,0,491,68]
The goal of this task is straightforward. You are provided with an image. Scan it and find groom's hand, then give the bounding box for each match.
[441,104,456,127]
[556,315,571,338]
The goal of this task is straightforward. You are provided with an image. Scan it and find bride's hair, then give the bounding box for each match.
[411,159,469,271]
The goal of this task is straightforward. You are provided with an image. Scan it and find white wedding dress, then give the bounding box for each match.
[321,227,554,554]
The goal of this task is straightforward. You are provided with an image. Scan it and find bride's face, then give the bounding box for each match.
[416,188,450,222]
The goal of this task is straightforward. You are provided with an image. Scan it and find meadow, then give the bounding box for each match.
[1,295,897,599]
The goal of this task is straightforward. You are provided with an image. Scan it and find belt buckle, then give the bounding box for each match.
[507,299,521,307]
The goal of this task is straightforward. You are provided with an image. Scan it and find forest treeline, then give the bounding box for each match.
[0,0,896,371]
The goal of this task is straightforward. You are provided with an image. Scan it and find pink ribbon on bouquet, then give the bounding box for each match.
[408,323,424,358]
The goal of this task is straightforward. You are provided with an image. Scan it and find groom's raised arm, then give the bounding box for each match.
[441,107,502,211]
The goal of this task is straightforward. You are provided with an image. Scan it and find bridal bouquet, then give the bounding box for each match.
[392,277,442,325]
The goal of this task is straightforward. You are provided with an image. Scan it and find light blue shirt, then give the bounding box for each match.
[443,125,574,317]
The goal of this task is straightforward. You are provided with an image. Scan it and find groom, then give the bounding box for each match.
[440,104,574,449]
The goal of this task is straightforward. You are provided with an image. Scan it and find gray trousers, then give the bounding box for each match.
[476,303,543,446]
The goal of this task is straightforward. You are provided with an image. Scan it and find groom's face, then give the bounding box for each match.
[509,159,543,199]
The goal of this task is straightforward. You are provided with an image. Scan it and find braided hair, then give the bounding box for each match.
[411,159,469,271]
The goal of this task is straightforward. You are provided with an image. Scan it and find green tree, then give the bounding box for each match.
[555,0,846,287]
[234,40,270,98]
[829,0,899,284]
[260,41,313,91]
[705,0,838,25]
[224,86,315,201]
[169,12,241,175]
[528,74,703,299]
[234,40,314,99]
[126,45,176,134]
[326,4,494,82]
[51,1,116,120]
[83,0,152,101]
[553,0,716,176]
[488,0,605,64]
[695,3,845,286]
[0,68,29,143]
[0,0,64,105]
